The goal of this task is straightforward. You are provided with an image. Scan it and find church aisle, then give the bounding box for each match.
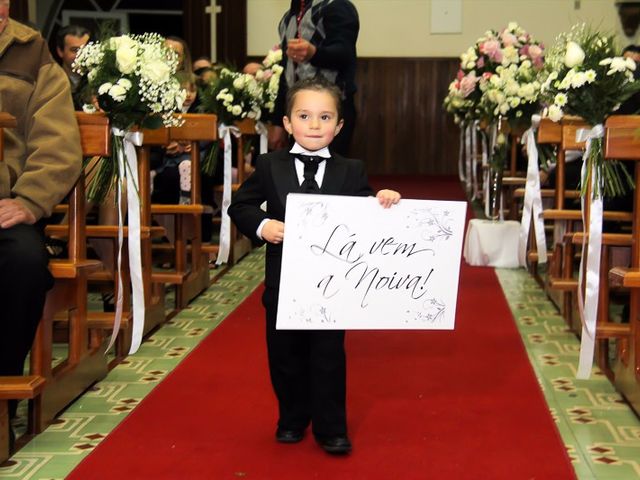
[0,177,639,479]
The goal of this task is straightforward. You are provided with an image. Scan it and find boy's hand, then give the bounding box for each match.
[376,189,401,209]
[262,220,285,244]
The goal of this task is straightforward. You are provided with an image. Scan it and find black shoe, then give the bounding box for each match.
[275,427,304,443]
[315,435,352,454]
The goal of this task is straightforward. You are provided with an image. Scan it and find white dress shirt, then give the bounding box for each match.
[256,143,331,239]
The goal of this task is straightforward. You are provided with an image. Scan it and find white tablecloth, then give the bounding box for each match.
[463,219,520,268]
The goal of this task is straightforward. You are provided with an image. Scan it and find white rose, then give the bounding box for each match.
[98,82,113,95]
[82,104,97,113]
[233,76,245,89]
[231,105,242,116]
[116,44,138,74]
[108,84,128,102]
[564,41,585,68]
[141,60,171,83]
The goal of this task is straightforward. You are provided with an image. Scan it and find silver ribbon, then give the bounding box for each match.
[574,124,605,379]
[107,128,145,355]
[518,115,547,266]
[255,120,268,155]
[216,123,242,265]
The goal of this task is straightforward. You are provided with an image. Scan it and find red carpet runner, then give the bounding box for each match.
[69,176,575,479]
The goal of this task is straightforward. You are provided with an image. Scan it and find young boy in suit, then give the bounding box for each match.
[228,77,400,454]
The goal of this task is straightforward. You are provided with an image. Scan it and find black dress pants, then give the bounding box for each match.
[0,223,53,415]
[262,287,347,437]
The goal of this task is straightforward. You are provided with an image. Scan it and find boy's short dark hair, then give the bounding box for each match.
[285,76,342,120]
[56,25,90,50]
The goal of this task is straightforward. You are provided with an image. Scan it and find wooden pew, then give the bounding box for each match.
[150,113,217,307]
[604,115,640,412]
[217,118,256,264]
[0,376,45,463]
[30,112,107,432]
[546,118,634,336]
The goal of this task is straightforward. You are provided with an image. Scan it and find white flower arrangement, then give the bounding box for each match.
[199,47,283,125]
[73,32,186,202]
[74,32,186,130]
[541,23,640,197]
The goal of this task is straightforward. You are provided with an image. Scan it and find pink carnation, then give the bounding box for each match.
[480,39,502,63]
[501,31,518,47]
[457,69,464,80]
[459,72,478,97]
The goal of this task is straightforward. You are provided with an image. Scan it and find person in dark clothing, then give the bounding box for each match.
[268,0,359,156]
[229,77,400,455]
[55,24,90,110]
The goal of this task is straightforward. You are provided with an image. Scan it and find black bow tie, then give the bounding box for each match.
[296,154,327,164]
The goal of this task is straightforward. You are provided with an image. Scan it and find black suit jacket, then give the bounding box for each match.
[228,149,373,289]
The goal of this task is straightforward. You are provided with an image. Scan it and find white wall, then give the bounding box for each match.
[247,0,624,58]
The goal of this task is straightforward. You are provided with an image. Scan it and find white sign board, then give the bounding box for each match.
[277,194,467,330]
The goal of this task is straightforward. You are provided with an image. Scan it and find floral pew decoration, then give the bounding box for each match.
[540,23,640,378]
[444,22,546,219]
[73,33,186,354]
[198,47,283,265]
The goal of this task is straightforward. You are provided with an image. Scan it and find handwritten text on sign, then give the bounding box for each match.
[277,194,467,330]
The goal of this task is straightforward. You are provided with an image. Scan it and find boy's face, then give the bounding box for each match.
[283,89,343,152]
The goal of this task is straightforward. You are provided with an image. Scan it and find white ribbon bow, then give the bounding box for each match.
[216,123,242,265]
[518,115,547,267]
[107,127,145,355]
[574,124,605,379]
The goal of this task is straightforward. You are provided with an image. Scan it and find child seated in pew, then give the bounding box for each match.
[151,72,200,207]
[150,73,218,242]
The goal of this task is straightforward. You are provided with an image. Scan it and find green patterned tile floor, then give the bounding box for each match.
[497,267,640,480]
[2,248,640,479]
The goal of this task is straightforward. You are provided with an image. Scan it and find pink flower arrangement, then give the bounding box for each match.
[444,21,545,123]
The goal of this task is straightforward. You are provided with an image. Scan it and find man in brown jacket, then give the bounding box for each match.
[0,0,82,432]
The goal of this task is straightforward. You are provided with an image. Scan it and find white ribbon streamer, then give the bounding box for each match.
[484,123,498,218]
[471,121,479,200]
[458,123,466,183]
[216,123,242,265]
[106,128,145,355]
[518,115,547,266]
[465,123,473,193]
[574,124,605,379]
[255,121,268,155]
